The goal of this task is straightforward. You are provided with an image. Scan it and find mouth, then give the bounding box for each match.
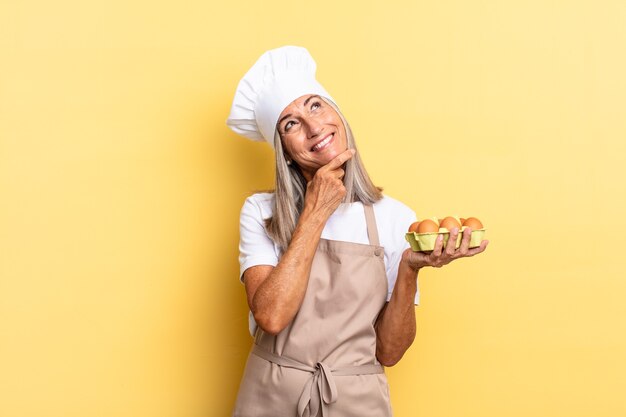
[310,133,335,152]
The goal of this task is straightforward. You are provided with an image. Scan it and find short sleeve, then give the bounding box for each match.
[384,205,420,305]
[238,195,280,282]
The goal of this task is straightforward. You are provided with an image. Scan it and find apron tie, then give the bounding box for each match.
[252,344,383,417]
[297,361,338,417]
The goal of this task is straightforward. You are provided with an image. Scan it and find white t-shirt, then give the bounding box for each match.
[239,192,420,336]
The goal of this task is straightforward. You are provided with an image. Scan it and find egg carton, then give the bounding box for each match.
[405,226,486,252]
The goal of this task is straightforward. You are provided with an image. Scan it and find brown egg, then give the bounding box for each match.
[417,219,439,233]
[462,217,483,229]
[460,217,466,224]
[440,216,461,231]
[408,221,420,233]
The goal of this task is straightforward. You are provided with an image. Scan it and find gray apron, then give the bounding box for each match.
[233,204,392,417]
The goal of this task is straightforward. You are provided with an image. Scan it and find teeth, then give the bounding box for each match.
[312,134,333,151]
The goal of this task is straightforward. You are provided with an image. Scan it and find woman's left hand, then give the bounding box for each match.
[402,227,489,271]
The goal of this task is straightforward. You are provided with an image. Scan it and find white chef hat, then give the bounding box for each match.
[226,45,335,148]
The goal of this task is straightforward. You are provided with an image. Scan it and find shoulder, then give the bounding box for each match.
[241,192,275,220]
[238,192,280,283]
[373,194,417,248]
[373,194,417,221]
[243,191,274,208]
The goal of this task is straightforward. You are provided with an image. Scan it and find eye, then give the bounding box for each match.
[285,120,296,131]
[311,101,321,110]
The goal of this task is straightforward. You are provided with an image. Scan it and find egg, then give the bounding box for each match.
[462,217,483,229]
[408,221,420,233]
[417,219,439,233]
[440,216,461,231]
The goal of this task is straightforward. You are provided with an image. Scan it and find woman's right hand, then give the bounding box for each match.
[245,148,356,335]
[303,148,356,219]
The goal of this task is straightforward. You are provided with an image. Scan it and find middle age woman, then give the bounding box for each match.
[226,45,489,417]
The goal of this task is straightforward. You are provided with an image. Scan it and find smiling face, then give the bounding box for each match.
[276,94,348,181]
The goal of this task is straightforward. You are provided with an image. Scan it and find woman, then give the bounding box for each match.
[226,46,488,417]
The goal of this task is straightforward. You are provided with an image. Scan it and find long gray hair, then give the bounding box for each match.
[264,96,382,251]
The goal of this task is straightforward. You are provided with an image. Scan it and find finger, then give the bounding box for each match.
[445,228,459,256]
[321,148,355,172]
[466,239,489,257]
[431,234,444,258]
[458,227,472,253]
[333,168,345,180]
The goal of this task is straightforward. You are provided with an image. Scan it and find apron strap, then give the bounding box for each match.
[363,204,380,247]
[252,344,383,417]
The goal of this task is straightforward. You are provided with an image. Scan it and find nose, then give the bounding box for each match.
[304,118,323,138]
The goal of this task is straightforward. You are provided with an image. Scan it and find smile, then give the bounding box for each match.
[311,133,335,152]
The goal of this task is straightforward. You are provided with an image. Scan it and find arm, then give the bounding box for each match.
[375,227,489,366]
[244,207,326,335]
[374,258,419,367]
[243,149,356,335]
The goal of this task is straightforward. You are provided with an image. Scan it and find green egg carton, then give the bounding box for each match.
[405,227,486,252]
[464,226,487,248]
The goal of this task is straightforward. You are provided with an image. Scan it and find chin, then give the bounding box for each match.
[321,149,340,161]
[305,138,348,168]
[319,144,346,162]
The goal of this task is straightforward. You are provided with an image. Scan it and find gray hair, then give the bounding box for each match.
[264,96,382,251]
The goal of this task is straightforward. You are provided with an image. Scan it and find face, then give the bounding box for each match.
[276,94,348,181]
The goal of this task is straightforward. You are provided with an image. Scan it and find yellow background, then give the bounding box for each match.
[1,0,625,416]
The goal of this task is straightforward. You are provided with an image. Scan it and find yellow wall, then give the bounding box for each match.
[1,1,625,416]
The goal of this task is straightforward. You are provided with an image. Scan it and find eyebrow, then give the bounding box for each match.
[277,95,321,128]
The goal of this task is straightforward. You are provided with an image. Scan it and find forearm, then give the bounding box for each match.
[252,207,327,334]
[375,259,419,366]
